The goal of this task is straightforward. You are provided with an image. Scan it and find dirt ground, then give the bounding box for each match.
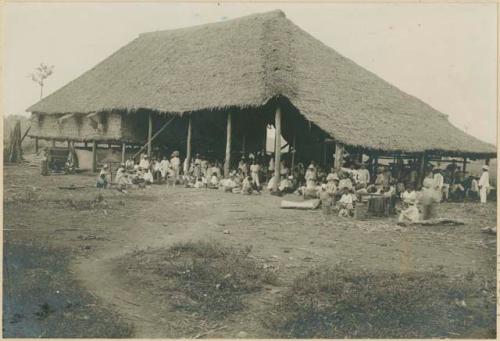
[3,162,497,338]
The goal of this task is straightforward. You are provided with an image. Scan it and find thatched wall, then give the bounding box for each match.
[29,112,128,142]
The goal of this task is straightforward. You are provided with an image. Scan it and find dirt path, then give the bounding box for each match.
[4,164,497,338]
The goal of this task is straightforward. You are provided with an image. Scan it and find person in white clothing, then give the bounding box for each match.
[250,160,261,188]
[433,168,444,201]
[159,156,170,180]
[170,151,181,185]
[478,165,490,204]
[357,163,370,185]
[139,154,150,170]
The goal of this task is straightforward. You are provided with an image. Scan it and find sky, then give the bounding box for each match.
[2,2,497,145]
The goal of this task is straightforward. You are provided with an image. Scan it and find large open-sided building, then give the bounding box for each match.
[27,10,496,183]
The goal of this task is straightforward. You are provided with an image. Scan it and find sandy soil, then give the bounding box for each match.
[3,162,497,338]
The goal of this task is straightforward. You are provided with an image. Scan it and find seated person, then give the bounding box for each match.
[398,199,419,223]
[338,188,354,217]
[220,175,238,192]
[400,184,417,205]
[209,172,219,189]
[338,172,353,190]
[302,179,320,199]
[279,175,295,194]
[193,177,204,189]
[125,157,135,171]
[131,167,145,185]
[241,176,253,195]
[419,178,441,220]
[143,168,154,185]
[96,173,108,189]
[319,183,333,215]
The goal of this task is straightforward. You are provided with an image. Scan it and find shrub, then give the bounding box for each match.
[128,240,277,319]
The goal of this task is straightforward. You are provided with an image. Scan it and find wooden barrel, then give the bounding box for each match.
[354,202,368,220]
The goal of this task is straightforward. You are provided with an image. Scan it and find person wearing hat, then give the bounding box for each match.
[139,154,150,170]
[478,165,490,203]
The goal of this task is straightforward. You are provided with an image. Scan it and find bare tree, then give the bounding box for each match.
[30,63,54,99]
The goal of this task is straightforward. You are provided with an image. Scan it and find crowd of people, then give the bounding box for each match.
[95,151,493,220]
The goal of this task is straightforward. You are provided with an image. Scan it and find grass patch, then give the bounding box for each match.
[267,266,495,338]
[127,240,277,320]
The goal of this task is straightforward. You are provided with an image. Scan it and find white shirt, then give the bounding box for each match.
[143,171,154,183]
[339,193,353,205]
[479,171,490,189]
[170,157,181,169]
[139,159,150,170]
[401,190,417,204]
[250,164,260,174]
[433,173,444,189]
[357,169,370,184]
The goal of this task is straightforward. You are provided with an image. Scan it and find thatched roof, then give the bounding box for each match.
[28,10,495,157]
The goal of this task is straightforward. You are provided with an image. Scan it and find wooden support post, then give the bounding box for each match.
[92,140,98,172]
[418,153,426,187]
[224,112,232,178]
[67,140,71,150]
[334,143,344,172]
[273,107,282,192]
[84,142,88,148]
[121,142,126,164]
[463,157,467,173]
[147,113,153,158]
[242,134,246,156]
[52,139,56,147]
[262,123,267,154]
[291,131,297,172]
[323,141,327,167]
[186,115,193,174]
[35,137,39,153]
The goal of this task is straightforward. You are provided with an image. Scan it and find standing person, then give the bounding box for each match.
[238,156,249,176]
[478,165,490,204]
[170,151,181,185]
[250,159,261,189]
[159,156,170,182]
[357,163,370,186]
[433,168,444,202]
